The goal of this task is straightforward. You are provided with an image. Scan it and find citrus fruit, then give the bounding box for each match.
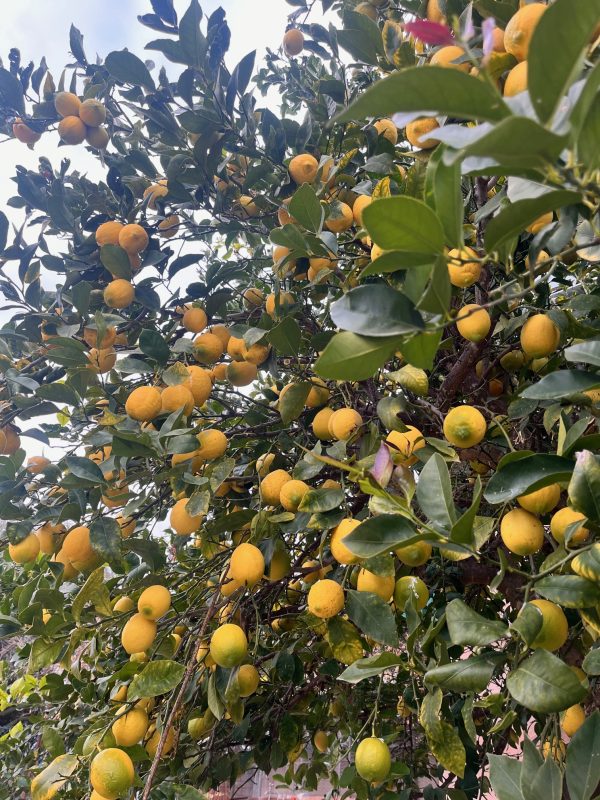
[330,518,361,565]
[96,220,123,247]
[182,306,208,333]
[186,365,212,405]
[443,406,486,448]
[87,347,117,374]
[289,153,318,184]
[312,407,335,440]
[137,584,171,620]
[406,117,439,149]
[504,61,528,96]
[355,737,391,782]
[79,98,106,127]
[210,623,248,667]
[121,613,157,654]
[314,730,329,753]
[456,304,491,342]
[357,568,395,601]
[520,314,560,358]
[280,479,310,511]
[170,497,203,536]
[8,533,40,564]
[118,223,148,254]
[125,386,162,421]
[325,201,353,233]
[307,578,345,618]
[237,664,260,697]
[260,468,292,505]
[103,279,135,309]
[394,576,429,610]
[550,507,589,544]
[193,332,223,363]
[111,705,149,747]
[386,425,425,465]
[500,508,544,555]
[161,384,194,416]
[561,704,585,737]
[54,91,81,117]
[517,483,560,515]
[393,365,429,397]
[196,428,227,460]
[58,115,86,144]
[228,542,265,587]
[329,407,363,440]
[395,540,432,567]
[90,748,135,800]
[504,3,546,61]
[529,599,568,651]
[283,28,304,56]
[430,45,469,71]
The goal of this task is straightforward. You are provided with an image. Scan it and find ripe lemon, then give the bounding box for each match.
[529,599,568,651]
[329,407,363,440]
[229,542,265,587]
[395,540,432,567]
[113,596,134,613]
[265,291,295,318]
[307,578,345,618]
[517,483,560,515]
[500,508,544,555]
[62,525,96,571]
[227,361,258,386]
[504,3,546,61]
[550,507,589,544]
[306,378,330,408]
[325,202,353,233]
[330,518,361,565]
[283,28,304,56]
[210,623,248,667]
[237,664,260,697]
[260,468,292,505]
[8,533,40,564]
[289,153,318,184]
[406,117,439,149]
[36,524,59,555]
[312,407,335,440]
[121,613,157,654]
[443,406,486,448]
[145,725,175,759]
[84,325,117,349]
[79,98,106,127]
[95,220,123,247]
[520,314,560,358]
[54,91,81,117]
[427,0,445,22]
[118,223,148,255]
[196,428,227,461]
[357,569,395,601]
[353,194,373,226]
[456,304,491,342]
[561,704,585,737]
[12,119,41,144]
[182,306,208,333]
[280,479,310,512]
[355,737,391,782]
[161,384,194,417]
[138,584,171,620]
[386,425,425,465]
[394,576,429,610]
[125,386,162,421]
[243,287,264,308]
[256,452,275,476]
[504,61,528,96]
[112,704,149,747]
[430,45,469,71]
[193,332,223,364]
[87,347,117,374]
[186,365,212,405]
[170,497,203,536]
[90,748,135,800]
[314,730,329,753]
[103,279,135,309]
[526,212,553,234]
[188,709,216,740]
[302,559,330,584]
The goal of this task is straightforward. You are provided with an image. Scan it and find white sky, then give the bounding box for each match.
[1,0,291,458]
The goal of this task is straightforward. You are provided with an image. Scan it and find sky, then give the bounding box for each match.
[1,0,291,459]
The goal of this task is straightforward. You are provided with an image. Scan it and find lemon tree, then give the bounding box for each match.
[1,0,600,798]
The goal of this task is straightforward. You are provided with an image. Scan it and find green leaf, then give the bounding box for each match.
[360,251,434,277]
[506,650,586,713]
[474,0,519,26]
[330,285,424,338]
[564,338,600,368]
[314,331,402,381]
[268,317,301,356]
[299,487,344,513]
[484,191,582,253]
[278,382,310,425]
[139,328,170,366]
[362,197,445,254]
[425,654,501,693]
[416,453,457,532]
[72,566,112,624]
[446,599,508,646]
[520,370,600,400]
[289,184,324,233]
[269,224,309,253]
[100,245,131,280]
[424,146,463,248]
[65,456,105,485]
[326,617,365,666]
[36,382,79,406]
[535,575,600,609]
[0,67,25,115]
[29,638,62,672]
[338,652,405,684]
[450,477,482,546]
[488,755,523,800]
[400,329,443,370]
[90,518,122,569]
[335,66,510,125]
[484,454,574,504]
[576,94,600,171]
[342,514,420,558]
[566,711,600,800]
[31,755,79,800]
[337,11,384,66]
[568,450,600,522]
[179,0,207,67]
[345,589,399,647]
[582,647,600,676]
[105,49,156,90]
[72,281,92,315]
[528,0,600,124]
[509,603,543,647]
[128,659,186,701]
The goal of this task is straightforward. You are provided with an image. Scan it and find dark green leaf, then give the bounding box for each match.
[520,370,600,400]
[330,285,424,338]
[488,754,523,800]
[566,711,600,800]
[342,514,420,558]
[360,251,434,277]
[528,0,600,124]
[345,589,399,647]
[314,331,402,381]
[128,659,185,701]
[337,11,384,66]
[506,650,586,713]
[0,67,25,115]
[424,146,463,248]
[335,66,510,125]
[564,339,600,368]
[568,450,600,522]
[446,599,508,646]
[535,575,600,609]
[72,566,112,624]
[90,517,122,569]
[100,245,132,280]
[582,647,600,676]
[289,184,324,233]
[362,196,445,254]
[179,0,207,67]
[65,456,105,485]
[338,652,405,683]
[417,453,457,532]
[400,329,443,370]
[425,654,501,693]
[484,454,573,504]
[139,328,170,366]
[299,487,344,513]
[268,317,301,356]
[510,603,543,647]
[279,382,310,425]
[105,50,156,90]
